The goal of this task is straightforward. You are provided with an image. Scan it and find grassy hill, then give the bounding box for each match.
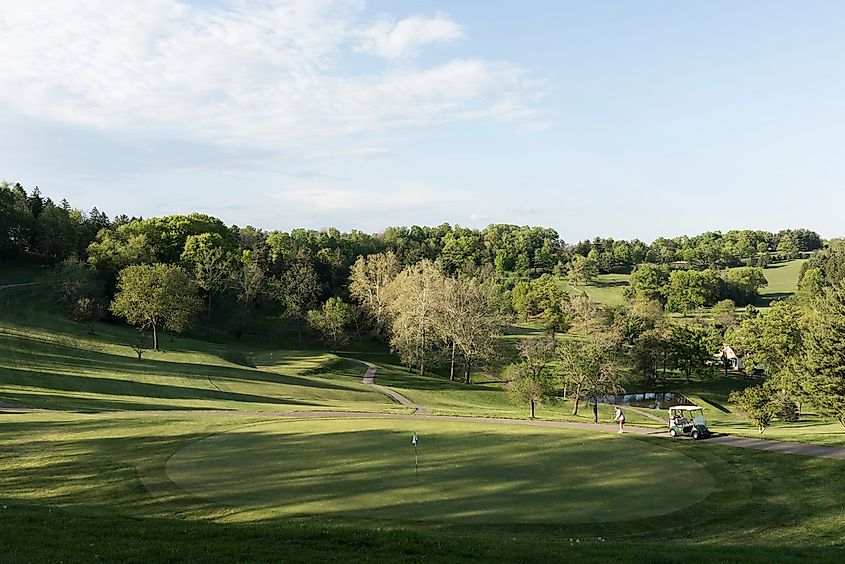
[0,285,403,413]
[750,258,806,307]
[561,259,806,309]
[2,267,844,563]
[562,273,630,306]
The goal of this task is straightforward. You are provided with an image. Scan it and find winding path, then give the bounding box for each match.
[1,307,842,460]
[341,357,429,415]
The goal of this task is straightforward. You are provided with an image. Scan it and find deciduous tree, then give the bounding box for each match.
[385,260,445,375]
[110,264,201,350]
[568,254,598,286]
[437,276,504,382]
[556,337,625,416]
[307,297,351,351]
[181,234,234,336]
[349,251,400,336]
[506,337,555,418]
[270,255,320,345]
[729,385,776,434]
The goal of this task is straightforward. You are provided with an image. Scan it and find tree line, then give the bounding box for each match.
[3,182,821,276]
[4,181,844,426]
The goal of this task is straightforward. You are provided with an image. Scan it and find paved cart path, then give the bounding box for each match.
[340,356,429,415]
[2,331,842,460]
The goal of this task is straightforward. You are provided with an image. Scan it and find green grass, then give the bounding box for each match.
[168,417,712,524]
[2,412,845,562]
[2,266,845,561]
[556,259,806,310]
[755,258,806,307]
[0,286,403,413]
[562,273,630,306]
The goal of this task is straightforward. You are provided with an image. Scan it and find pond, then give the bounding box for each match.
[597,392,691,410]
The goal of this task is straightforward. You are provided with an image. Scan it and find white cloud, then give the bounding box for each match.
[0,1,545,152]
[356,12,464,59]
[269,181,474,212]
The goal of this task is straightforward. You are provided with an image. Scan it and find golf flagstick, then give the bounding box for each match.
[412,432,418,480]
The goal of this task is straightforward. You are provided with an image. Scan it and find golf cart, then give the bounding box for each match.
[668,405,711,440]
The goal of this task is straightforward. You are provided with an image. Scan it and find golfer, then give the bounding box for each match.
[614,406,625,433]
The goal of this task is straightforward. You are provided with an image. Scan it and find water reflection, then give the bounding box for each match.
[597,392,691,410]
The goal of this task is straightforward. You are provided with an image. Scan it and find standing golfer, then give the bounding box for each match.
[614,406,625,433]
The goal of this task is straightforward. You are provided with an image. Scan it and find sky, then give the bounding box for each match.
[1,0,843,242]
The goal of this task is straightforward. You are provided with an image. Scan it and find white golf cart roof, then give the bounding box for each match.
[669,405,704,412]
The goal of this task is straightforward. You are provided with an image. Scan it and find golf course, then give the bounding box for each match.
[2,265,845,563]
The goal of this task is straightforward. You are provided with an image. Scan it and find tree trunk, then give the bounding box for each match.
[571,395,580,416]
[530,399,535,419]
[464,359,472,384]
[593,399,598,423]
[205,293,212,337]
[297,318,303,346]
[449,341,456,381]
[152,319,158,350]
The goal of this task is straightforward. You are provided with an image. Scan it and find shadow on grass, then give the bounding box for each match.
[591,279,629,289]
[0,366,320,410]
[0,329,381,410]
[756,292,793,308]
[2,416,845,561]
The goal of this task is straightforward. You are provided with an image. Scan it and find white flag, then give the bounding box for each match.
[412,433,418,445]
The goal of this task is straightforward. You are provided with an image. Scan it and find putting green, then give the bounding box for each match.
[167,418,715,524]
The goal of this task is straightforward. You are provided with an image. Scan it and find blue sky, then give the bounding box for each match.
[1,1,842,241]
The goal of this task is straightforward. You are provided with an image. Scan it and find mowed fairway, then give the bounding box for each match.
[167,418,713,524]
[0,287,402,413]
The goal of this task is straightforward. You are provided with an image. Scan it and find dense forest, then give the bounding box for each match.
[0,180,822,274]
[3,180,844,425]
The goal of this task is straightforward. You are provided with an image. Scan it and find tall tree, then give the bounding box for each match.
[530,274,569,342]
[385,260,446,375]
[110,264,201,350]
[181,234,234,337]
[556,337,625,416]
[724,267,768,306]
[348,251,400,336]
[270,255,320,345]
[802,282,845,427]
[307,297,351,351]
[506,337,556,419]
[729,385,776,434]
[667,323,714,384]
[732,299,803,392]
[231,253,267,339]
[437,276,504,383]
[568,254,598,286]
[51,257,106,334]
[662,270,721,315]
